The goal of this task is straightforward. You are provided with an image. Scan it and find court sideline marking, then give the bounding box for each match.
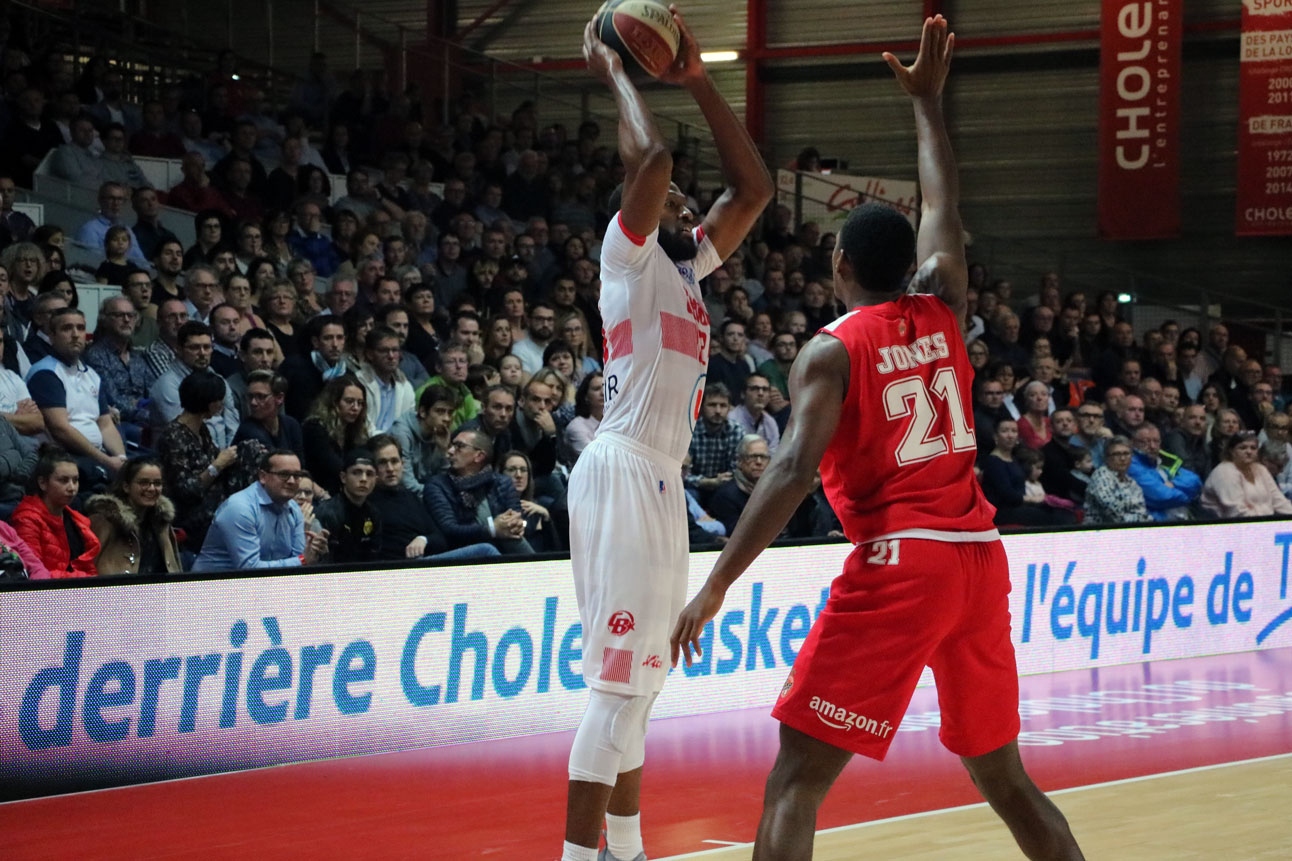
[663,752,1292,859]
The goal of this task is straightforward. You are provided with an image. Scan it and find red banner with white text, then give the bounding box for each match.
[1097,0,1182,239]
[1236,0,1292,236]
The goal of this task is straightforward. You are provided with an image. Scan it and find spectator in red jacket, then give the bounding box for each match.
[11,448,100,578]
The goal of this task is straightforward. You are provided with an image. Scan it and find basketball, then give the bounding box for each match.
[594,0,681,79]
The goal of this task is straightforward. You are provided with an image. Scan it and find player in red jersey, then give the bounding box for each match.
[671,16,1085,861]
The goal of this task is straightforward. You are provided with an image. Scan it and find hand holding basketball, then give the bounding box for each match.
[583,17,624,85]
[883,14,955,101]
[656,6,706,88]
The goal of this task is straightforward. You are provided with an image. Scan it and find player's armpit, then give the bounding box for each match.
[910,252,968,325]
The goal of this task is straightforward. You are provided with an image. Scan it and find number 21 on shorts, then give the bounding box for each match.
[867,539,900,565]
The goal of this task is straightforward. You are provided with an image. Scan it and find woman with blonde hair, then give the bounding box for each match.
[531,366,576,432]
[0,243,47,337]
[1016,380,1053,450]
[286,258,324,320]
[557,310,602,379]
[261,278,302,360]
[302,373,370,494]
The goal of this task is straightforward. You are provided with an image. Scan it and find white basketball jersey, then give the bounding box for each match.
[596,213,723,463]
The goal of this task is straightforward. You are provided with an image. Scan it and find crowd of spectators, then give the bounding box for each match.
[1,39,1289,581]
[966,274,1292,527]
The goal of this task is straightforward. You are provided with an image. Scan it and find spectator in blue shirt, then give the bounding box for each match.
[26,307,128,486]
[73,182,149,267]
[1128,422,1203,521]
[287,199,340,276]
[192,448,329,571]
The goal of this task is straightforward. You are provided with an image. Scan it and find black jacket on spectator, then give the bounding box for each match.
[507,413,559,479]
[1040,438,1085,503]
[423,469,527,551]
[502,173,549,222]
[233,414,304,460]
[213,150,269,198]
[316,492,382,564]
[1163,427,1212,480]
[209,348,240,379]
[1092,345,1144,390]
[707,352,754,400]
[368,484,452,558]
[278,354,326,422]
[710,479,755,538]
[22,331,52,365]
[974,403,1012,461]
[133,220,179,262]
[301,418,347,495]
[976,336,1028,374]
[3,119,64,188]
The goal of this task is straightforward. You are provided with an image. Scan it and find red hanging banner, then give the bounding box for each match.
[1236,0,1292,236]
[1097,0,1183,239]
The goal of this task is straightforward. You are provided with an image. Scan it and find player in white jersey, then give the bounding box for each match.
[561,10,773,861]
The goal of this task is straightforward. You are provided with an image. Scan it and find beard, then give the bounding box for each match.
[657,225,698,262]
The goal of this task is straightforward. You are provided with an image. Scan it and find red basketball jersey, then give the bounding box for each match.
[818,294,997,544]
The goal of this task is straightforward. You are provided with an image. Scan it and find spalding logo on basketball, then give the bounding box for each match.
[595,0,681,80]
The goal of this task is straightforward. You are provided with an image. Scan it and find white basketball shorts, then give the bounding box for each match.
[568,431,689,696]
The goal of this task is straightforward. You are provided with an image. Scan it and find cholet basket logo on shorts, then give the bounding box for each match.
[607,610,636,636]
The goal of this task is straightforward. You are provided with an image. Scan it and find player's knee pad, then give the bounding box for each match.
[617,691,657,773]
[568,689,652,785]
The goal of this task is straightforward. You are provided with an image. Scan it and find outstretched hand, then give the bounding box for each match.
[882,14,954,101]
[657,5,706,88]
[583,17,624,85]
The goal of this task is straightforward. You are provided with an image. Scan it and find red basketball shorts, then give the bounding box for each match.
[771,537,1021,760]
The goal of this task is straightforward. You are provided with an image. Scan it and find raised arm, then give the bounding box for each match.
[883,15,967,321]
[664,7,774,260]
[584,18,673,239]
[671,332,849,665]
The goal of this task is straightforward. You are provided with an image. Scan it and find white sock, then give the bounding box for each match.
[561,840,598,861]
[606,812,643,860]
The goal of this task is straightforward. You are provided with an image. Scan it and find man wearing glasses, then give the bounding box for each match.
[423,430,532,555]
[1073,403,1112,467]
[708,435,774,538]
[972,377,1011,461]
[193,448,329,571]
[83,295,151,444]
[729,373,780,453]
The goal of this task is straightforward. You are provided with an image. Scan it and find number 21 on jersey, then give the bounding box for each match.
[867,539,900,565]
[882,367,976,466]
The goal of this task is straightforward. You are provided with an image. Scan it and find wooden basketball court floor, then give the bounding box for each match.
[4,646,1291,859]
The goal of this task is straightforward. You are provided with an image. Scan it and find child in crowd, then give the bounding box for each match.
[95,226,143,286]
